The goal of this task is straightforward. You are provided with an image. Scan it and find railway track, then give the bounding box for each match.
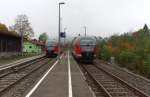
[95,60,150,96]
[80,64,149,97]
[0,57,45,78]
[0,57,53,96]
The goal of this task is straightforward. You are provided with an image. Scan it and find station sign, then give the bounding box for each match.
[60,32,66,38]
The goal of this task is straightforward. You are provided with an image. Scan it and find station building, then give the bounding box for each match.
[0,31,21,57]
[0,31,45,57]
[23,39,45,54]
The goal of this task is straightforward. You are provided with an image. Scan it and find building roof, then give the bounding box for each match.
[25,39,45,46]
[31,39,45,46]
[0,31,45,46]
[0,31,20,38]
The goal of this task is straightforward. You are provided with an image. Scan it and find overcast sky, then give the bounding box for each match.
[0,0,150,39]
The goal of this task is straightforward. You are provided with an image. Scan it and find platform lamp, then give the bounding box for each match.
[58,2,65,58]
[64,27,67,46]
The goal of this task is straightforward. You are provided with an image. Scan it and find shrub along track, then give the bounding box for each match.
[79,62,149,97]
[0,57,56,97]
[95,59,150,96]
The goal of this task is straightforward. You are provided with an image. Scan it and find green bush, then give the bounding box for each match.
[143,55,150,77]
[97,25,150,77]
[100,46,111,61]
[119,50,133,63]
[118,50,139,68]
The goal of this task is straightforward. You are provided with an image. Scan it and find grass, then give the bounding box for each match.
[0,53,41,65]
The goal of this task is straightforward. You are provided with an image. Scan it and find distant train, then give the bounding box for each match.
[72,36,97,63]
[45,40,59,57]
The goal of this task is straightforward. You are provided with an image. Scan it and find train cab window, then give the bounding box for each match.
[80,37,96,46]
[47,42,57,46]
[46,41,58,50]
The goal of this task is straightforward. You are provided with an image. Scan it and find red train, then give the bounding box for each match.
[45,40,60,57]
[72,36,97,63]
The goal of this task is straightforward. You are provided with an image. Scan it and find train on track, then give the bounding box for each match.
[72,36,97,63]
[45,40,60,57]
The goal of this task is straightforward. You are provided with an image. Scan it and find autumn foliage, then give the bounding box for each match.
[0,23,8,32]
[97,24,150,77]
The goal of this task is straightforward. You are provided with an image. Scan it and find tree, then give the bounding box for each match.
[13,14,34,38]
[9,25,17,34]
[143,24,149,34]
[12,14,34,53]
[39,33,48,42]
[0,23,8,32]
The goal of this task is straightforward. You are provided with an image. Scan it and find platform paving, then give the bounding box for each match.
[25,52,94,97]
[70,55,94,97]
[28,55,68,97]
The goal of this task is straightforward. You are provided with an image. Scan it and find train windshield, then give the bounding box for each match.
[80,37,96,46]
[47,42,57,46]
[47,41,57,50]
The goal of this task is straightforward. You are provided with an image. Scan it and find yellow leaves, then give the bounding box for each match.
[0,23,19,37]
[120,42,134,50]
[0,23,8,32]
[104,40,135,56]
[144,49,150,54]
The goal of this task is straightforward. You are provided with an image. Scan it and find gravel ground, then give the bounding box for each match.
[96,59,150,96]
[0,54,41,66]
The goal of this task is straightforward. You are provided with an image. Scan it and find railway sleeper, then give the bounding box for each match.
[107,88,128,93]
[109,92,136,97]
[95,92,106,97]
[102,84,120,88]
[106,88,126,92]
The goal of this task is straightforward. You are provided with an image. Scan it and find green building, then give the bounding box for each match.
[23,39,45,54]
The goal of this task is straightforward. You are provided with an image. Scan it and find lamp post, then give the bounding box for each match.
[64,27,67,32]
[58,2,65,56]
[64,27,67,46]
[84,26,87,36]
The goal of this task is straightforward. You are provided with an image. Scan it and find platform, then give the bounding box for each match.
[25,52,94,97]
[70,54,94,97]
